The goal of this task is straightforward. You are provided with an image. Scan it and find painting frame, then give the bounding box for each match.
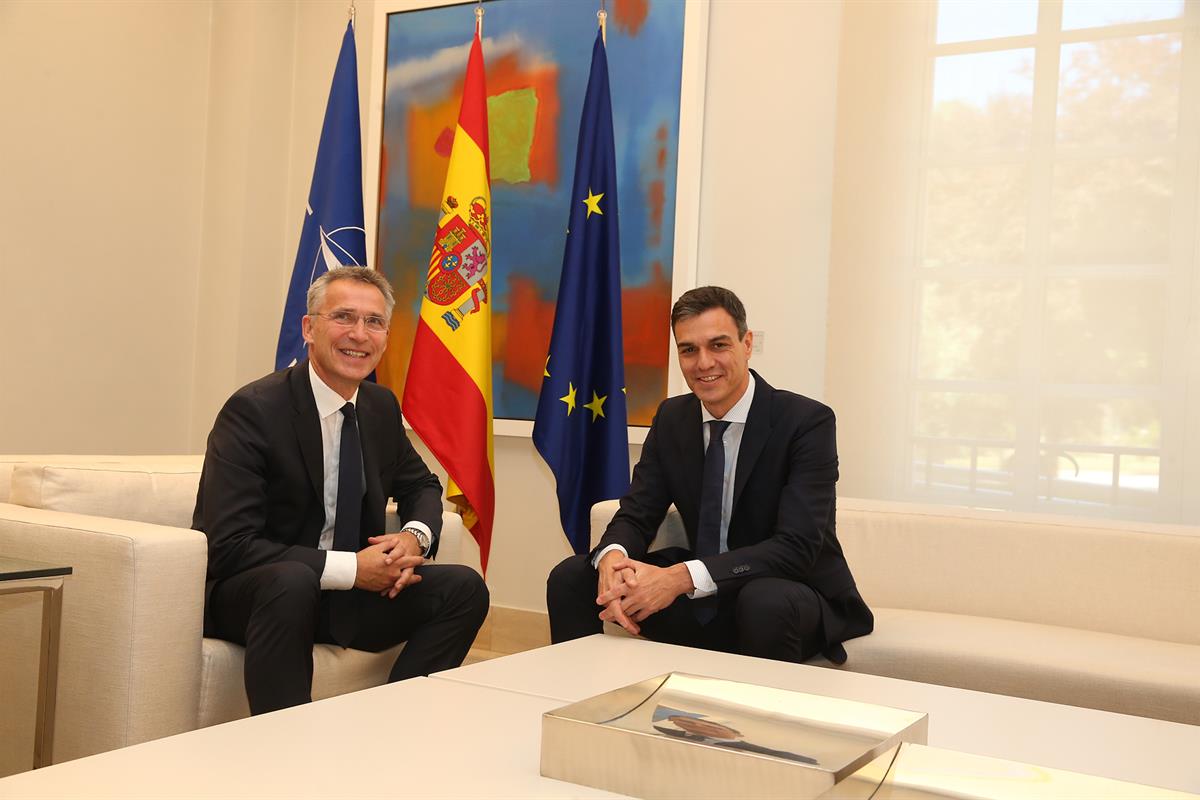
[364,0,709,441]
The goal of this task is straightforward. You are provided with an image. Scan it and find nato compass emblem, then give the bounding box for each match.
[311,223,367,275]
[282,218,367,368]
[425,195,490,332]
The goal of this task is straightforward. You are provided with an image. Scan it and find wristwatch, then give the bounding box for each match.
[402,526,430,556]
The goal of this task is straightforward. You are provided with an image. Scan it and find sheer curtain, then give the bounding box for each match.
[826,0,1200,523]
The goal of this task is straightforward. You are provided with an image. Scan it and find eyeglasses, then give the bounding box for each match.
[312,310,389,334]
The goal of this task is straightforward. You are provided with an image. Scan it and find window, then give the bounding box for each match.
[828,0,1200,523]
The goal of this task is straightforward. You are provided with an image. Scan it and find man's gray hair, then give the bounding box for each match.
[306,266,396,319]
[670,286,749,339]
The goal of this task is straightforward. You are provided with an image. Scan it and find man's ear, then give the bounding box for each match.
[743,330,753,357]
[301,314,314,345]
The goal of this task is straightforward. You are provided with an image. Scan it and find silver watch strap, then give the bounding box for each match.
[401,526,429,556]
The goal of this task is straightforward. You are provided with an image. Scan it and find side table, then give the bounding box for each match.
[0,557,72,769]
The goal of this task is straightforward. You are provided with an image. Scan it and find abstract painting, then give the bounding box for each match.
[369,0,691,426]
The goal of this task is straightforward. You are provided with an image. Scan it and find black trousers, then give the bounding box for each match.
[205,560,489,715]
[546,552,834,663]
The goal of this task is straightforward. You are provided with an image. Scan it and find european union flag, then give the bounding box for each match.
[275,21,366,370]
[533,30,630,554]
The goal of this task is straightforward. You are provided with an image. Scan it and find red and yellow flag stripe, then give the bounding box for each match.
[402,32,495,572]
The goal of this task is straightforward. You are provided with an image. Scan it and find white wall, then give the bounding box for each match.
[189,0,301,447]
[824,1,931,502]
[696,0,842,401]
[0,0,212,454]
[0,0,843,612]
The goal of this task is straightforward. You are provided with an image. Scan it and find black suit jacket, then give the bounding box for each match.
[193,361,443,601]
[595,371,872,648]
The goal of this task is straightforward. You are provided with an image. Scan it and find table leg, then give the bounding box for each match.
[33,582,65,769]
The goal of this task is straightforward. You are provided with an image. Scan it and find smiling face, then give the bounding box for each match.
[301,278,389,399]
[673,307,753,418]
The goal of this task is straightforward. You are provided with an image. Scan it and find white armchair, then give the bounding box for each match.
[0,456,472,771]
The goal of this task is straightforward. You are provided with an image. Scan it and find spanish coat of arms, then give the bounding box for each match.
[426,196,490,331]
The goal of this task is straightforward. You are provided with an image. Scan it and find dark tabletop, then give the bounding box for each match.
[0,557,72,581]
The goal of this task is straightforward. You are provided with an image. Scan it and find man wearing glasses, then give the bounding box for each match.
[194,266,488,715]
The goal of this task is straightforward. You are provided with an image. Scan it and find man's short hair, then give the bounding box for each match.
[670,286,748,339]
[306,266,396,319]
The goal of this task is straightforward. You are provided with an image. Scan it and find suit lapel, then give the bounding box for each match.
[289,361,325,502]
[681,393,704,473]
[733,372,773,510]
[673,394,704,530]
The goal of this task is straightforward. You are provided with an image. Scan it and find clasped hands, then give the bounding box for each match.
[595,550,694,636]
[354,531,426,599]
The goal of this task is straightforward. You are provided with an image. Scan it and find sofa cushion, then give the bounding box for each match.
[9,460,469,567]
[197,639,405,728]
[813,607,1200,726]
[836,498,1200,646]
[0,456,139,504]
[10,460,204,529]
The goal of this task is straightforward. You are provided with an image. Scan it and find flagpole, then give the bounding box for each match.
[598,0,607,45]
[348,0,356,29]
[475,1,483,36]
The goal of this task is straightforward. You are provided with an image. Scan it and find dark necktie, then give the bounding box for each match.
[696,420,731,558]
[331,402,362,646]
[693,420,730,625]
[334,402,362,553]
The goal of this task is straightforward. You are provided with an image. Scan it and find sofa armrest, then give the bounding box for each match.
[589,499,687,553]
[385,505,472,568]
[435,510,472,570]
[0,504,206,764]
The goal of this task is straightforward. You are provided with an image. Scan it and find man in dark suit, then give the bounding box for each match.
[547,286,872,664]
[194,266,489,714]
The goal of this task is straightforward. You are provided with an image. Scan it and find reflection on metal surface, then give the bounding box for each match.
[540,672,928,800]
[822,743,1198,800]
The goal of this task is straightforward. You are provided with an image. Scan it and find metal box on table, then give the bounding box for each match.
[540,672,928,800]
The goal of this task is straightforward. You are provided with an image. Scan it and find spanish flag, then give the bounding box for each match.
[401,30,494,573]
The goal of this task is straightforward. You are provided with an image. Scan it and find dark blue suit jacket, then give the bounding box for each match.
[593,370,872,654]
[193,360,443,604]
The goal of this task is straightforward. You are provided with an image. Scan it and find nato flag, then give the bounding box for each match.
[275,21,366,370]
[533,30,630,555]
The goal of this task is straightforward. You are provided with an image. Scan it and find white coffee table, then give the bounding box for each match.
[4,637,1196,797]
[434,635,1200,794]
[0,677,626,798]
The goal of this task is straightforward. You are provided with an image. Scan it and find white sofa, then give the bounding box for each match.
[0,456,471,772]
[590,497,1200,726]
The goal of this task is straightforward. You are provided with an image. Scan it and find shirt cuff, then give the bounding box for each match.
[591,544,628,569]
[321,550,358,590]
[684,559,717,598]
[400,520,434,557]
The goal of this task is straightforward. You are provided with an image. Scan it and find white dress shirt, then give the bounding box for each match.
[308,363,432,590]
[595,374,757,600]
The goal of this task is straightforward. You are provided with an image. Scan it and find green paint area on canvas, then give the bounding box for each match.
[488,88,538,184]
